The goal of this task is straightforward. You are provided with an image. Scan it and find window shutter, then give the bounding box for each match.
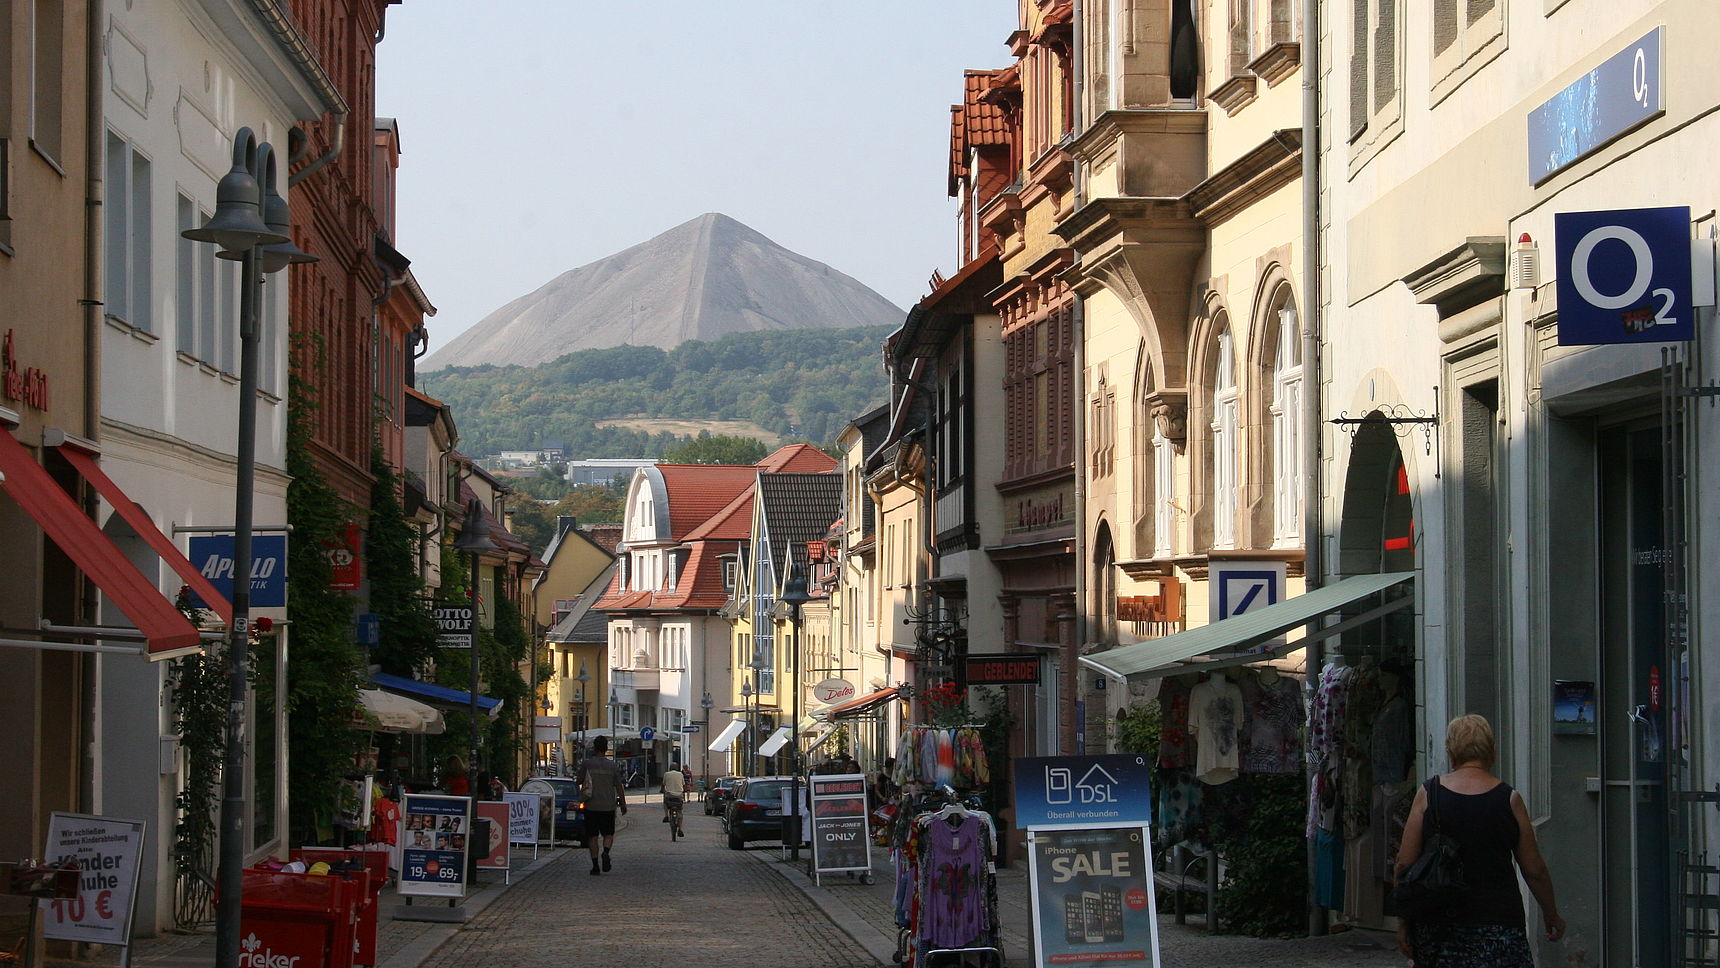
[1373,0,1397,115]
[1349,0,1369,140]
[1433,0,1458,57]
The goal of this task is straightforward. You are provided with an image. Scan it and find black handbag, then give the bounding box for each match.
[1390,776,1467,920]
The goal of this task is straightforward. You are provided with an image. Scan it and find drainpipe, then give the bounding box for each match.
[1069,3,1088,758]
[80,0,105,821]
[1299,0,1326,939]
[240,0,347,188]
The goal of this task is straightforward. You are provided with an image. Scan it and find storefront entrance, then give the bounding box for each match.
[1599,425,1674,966]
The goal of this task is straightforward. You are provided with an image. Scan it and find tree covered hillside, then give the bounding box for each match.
[420,326,892,458]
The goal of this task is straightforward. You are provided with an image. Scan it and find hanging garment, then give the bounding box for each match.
[1306,665,1354,835]
[934,730,957,787]
[1187,675,1245,784]
[1157,677,1195,769]
[1370,694,1415,787]
[918,813,991,949]
[1154,769,1201,846]
[1314,827,1346,910]
[1241,674,1306,774]
[1341,666,1386,834]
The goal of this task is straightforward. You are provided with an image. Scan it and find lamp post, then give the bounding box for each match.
[609,684,620,750]
[699,690,713,789]
[739,677,754,777]
[538,697,552,773]
[453,499,500,790]
[181,128,307,968]
[576,662,590,771]
[779,570,812,862]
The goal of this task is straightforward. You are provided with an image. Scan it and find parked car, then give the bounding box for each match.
[704,776,741,816]
[725,776,803,849]
[518,776,586,846]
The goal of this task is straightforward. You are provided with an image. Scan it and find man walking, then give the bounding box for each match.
[577,736,627,874]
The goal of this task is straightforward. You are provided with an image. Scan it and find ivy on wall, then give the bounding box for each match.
[284,371,364,843]
[366,452,437,676]
[430,542,530,785]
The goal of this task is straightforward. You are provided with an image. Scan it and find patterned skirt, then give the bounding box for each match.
[1409,922,1533,968]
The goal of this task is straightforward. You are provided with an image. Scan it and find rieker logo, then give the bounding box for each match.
[238,932,302,968]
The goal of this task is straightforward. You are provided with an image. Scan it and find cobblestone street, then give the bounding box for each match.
[431,807,873,968]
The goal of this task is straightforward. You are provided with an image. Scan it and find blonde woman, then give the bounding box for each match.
[1394,715,1566,967]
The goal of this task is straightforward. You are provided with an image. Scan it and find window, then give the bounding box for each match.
[105,133,153,331]
[1003,303,1075,481]
[1154,431,1176,558]
[1430,0,1503,99]
[1348,0,1402,146]
[1229,0,1254,75]
[616,704,634,728]
[665,707,685,735]
[1271,305,1303,543]
[1211,328,1239,549]
[723,557,737,590]
[30,0,64,164]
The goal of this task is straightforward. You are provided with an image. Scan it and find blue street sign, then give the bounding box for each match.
[681,724,702,733]
[356,613,380,647]
[1555,206,1692,345]
[639,726,656,742]
[186,534,288,609]
[1013,754,1154,829]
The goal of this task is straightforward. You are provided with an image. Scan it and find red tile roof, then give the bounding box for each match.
[683,488,755,541]
[594,539,741,611]
[951,71,1012,195]
[757,443,838,473]
[654,464,758,539]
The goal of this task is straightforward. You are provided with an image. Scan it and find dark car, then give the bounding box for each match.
[725,776,804,850]
[704,776,741,816]
[518,776,586,846]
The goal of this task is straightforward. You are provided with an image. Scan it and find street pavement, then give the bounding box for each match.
[53,792,1407,968]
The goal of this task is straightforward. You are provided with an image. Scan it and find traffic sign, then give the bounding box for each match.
[639,726,656,742]
[1555,205,1693,344]
[681,724,702,733]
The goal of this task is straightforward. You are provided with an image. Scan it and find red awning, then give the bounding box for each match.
[0,430,203,656]
[825,686,901,721]
[54,441,232,624]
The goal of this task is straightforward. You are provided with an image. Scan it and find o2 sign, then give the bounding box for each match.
[1555,206,1692,345]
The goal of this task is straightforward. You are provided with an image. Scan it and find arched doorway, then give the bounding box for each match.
[1314,415,1418,927]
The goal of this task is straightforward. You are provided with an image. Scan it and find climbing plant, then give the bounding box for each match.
[284,369,364,843]
[166,594,221,929]
[366,451,438,676]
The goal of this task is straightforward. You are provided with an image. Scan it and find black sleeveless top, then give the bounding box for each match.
[1422,779,1527,926]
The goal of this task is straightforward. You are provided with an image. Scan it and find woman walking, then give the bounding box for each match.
[1394,714,1566,966]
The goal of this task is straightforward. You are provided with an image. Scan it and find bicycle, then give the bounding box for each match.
[665,794,685,840]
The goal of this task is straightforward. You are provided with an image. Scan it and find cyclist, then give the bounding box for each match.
[660,761,687,833]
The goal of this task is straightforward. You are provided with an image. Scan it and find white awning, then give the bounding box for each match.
[707,719,747,753]
[1080,571,1416,680]
[758,726,793,757]
[805,726,838,753]
[355,689,445,735]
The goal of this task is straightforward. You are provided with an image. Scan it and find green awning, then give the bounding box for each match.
[1080,571,1415,680]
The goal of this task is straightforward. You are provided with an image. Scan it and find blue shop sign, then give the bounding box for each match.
[186,534,287,609]
[1528,28,1663,184]
[1013,754,1154,829]
[1555,206,1692,345]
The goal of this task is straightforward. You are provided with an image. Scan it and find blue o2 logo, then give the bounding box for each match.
[1555,206,1692,346]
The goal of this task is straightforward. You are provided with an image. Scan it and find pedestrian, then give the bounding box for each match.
[576,735,628,875]
[1394,714,1565,967]
[445,755,470,796]
[660,760,687,824]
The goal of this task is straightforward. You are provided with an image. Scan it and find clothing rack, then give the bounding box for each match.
[890,793,1005,968]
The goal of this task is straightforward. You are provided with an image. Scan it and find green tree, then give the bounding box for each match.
[659,433,766,465]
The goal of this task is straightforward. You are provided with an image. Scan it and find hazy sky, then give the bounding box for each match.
[375,2,1019,356]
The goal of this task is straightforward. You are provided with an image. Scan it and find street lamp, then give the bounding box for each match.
[779,569,813,862]
[576,662,590,771]
[609,684,620,748]
[740,677,754,777]
[453,499,499,793]
[181,127,307,968]
[699,690,713,789]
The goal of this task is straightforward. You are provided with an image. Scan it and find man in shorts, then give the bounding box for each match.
[660,761,687,827]
[576,736,628,874]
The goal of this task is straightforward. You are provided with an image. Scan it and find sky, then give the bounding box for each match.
[375,2,1020,356]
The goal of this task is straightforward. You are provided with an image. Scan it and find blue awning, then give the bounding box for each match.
[370,671,501,717]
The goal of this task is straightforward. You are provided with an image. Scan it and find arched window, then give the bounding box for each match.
[1093,523,1117,644]
[1211,327,1239,549]
[1271,303,1304,543]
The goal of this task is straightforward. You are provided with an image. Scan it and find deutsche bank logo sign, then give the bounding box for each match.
[1555,206,1692,345]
